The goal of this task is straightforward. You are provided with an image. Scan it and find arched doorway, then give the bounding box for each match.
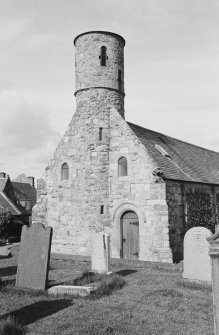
[121,211,139,260]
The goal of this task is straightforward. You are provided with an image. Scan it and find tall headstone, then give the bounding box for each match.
[16,223,52,290]
[91,232,110,274]
[183,227,211,282]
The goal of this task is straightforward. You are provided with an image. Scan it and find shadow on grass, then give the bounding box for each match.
[0,266,17,277]
[0,299,73,326]
[115,269,137,277]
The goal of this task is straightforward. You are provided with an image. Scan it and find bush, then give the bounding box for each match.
[0,316,26,335]
[0,208,13,240]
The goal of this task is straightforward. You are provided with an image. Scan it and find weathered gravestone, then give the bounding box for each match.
[91,232,110,274]
[16,223,52,290]
[183,226,211,282]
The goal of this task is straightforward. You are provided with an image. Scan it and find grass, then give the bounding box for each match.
[0,316,26,335]
[66,270,126,298]
[92,273,126,298]
[0,246,214,335]
[177,279,212,292]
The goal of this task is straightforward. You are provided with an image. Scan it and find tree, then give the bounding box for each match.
[13,174,27,183]
[0,207,13,240]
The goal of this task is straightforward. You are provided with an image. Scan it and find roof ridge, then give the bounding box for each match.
[127,121,219,155]
[12,181,33,186]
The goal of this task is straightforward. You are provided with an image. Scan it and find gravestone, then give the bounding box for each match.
[16,223,52,290]
[91,232,110,273]
[183,226,211,282]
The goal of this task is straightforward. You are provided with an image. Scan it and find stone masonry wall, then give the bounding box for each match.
[34,106,173,262]
[33,31,125,255]
[33,31,174,262]
[106,109,173,263]
[33,90,124,255]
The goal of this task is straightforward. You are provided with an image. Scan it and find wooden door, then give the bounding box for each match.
[121,211,139,260]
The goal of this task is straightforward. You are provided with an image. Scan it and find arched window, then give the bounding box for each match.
[118,69,122,90]
[61,163,69,180]
[118,157,127,177]
[99,46,107,66]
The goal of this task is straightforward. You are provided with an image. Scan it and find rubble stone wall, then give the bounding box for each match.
[107,109,172,263]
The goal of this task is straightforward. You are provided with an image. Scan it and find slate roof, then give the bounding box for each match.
[0,192,21,215]
[12,182,37,206]
[128,122,219,185]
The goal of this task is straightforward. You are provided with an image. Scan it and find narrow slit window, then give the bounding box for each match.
[99,46,107,66]
[100,205,104,214]
[118,69,122,90]
[61,163,69,180]
[99,127,103,141]
[118,157,127,177]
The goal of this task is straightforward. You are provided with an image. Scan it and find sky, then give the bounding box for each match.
[1,0,219,179]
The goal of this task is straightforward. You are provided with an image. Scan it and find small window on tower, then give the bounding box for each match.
[118,157,127,177]
[99,46,107,66]
[61,163,69,180]
[99,128,103,141]
[118,69,122,90]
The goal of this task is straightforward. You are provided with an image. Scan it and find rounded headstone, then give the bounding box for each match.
[183,226,211,282]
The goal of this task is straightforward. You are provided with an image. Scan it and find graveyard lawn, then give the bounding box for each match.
[0,246,214,335]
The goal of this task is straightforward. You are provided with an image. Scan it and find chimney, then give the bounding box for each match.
[0,172,6,178]
[26,176,35,188]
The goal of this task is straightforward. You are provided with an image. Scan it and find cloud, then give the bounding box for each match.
[0,90,60,178]
[0,17,59,54]
[0,18,30,43]
[18,33,58,50]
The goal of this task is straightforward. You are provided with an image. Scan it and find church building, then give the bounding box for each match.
[33,31,219,263]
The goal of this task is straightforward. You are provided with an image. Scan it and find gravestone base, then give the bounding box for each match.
[47,285,97,297]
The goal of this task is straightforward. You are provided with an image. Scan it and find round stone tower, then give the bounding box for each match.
[74,31,125,118]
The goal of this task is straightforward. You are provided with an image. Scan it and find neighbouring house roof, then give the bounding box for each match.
[12,182,37,205]
[128,122,219,185]
[0,175,37,216]
[0,192,21,215]
[0,178,7,192]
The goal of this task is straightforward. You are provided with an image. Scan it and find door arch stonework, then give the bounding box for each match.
[111,202,145,259]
